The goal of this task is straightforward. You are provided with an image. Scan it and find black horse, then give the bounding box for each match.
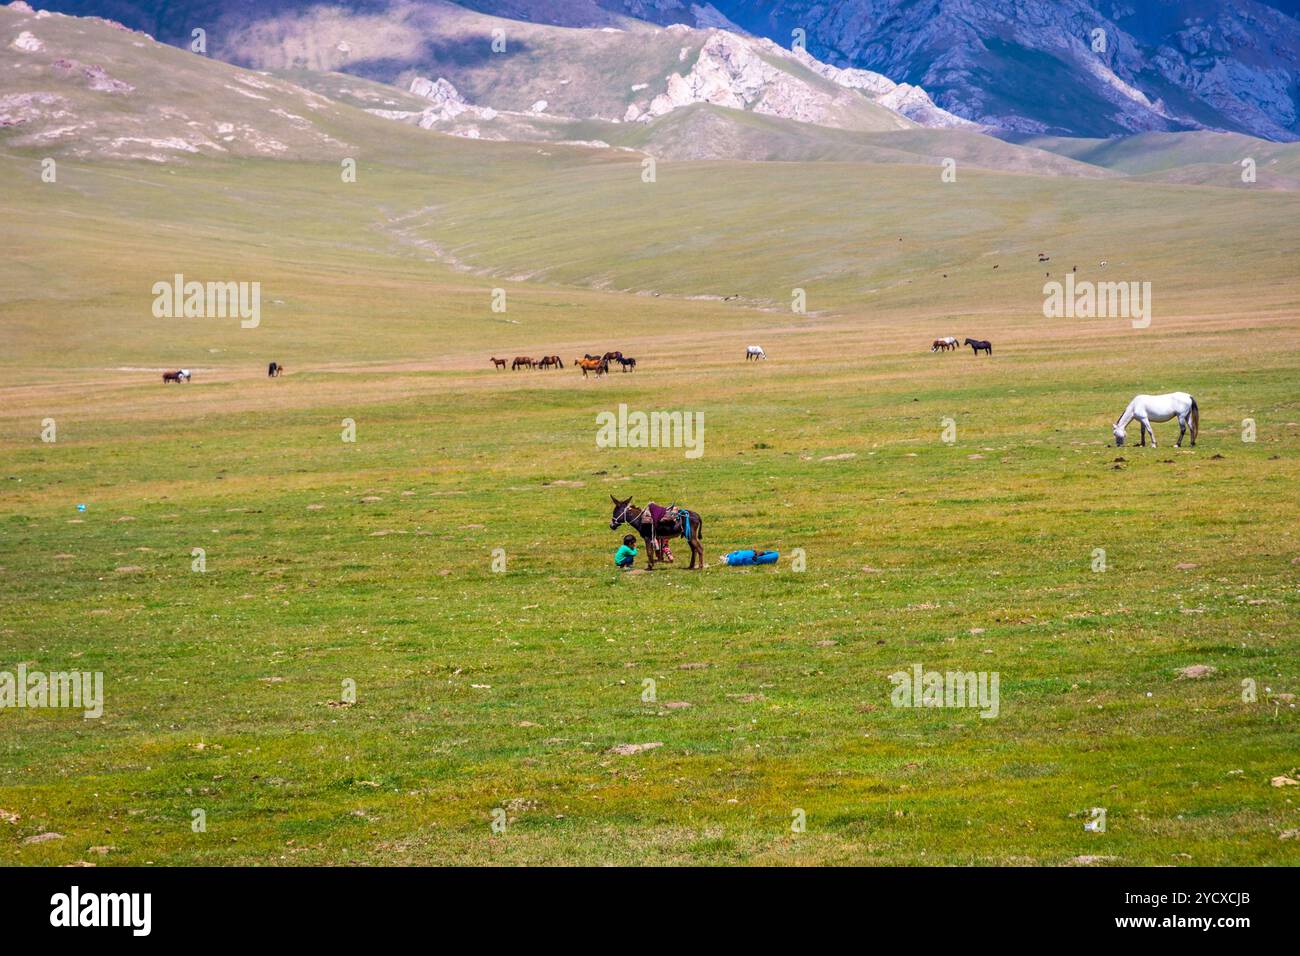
[615,356,636,372]
[268,361,284,377]
[610,496,703,570]
[963,338,992,356]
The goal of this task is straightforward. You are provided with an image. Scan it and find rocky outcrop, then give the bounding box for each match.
[641,0,1300,141]
[624,30,912,130]
[789,47,979,129]
[402,76,498,128]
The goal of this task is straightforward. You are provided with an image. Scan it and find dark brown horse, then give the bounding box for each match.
[615,356,636,371]
[268,361,283,377]
[490,357,507,369]
[512,356,534,370]
[602,351,623,363]
[162,370,186,383]
[964,338,992,355]
[610,496,703,570]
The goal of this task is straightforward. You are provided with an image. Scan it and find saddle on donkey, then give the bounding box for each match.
[646,502,694,539]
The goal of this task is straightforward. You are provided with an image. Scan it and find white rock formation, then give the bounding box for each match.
[11,30,42,52]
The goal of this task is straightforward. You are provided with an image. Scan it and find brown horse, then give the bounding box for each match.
[162,370,186,383]
[490,357,507,369]
[610,496,703,570]
[512,356,534,370]
[536,355,564,370]
[602,351,623,363]
[576,357,608,377]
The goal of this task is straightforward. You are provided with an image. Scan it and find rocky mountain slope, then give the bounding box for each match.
[29,0,972,133]
[36,0,1300,140]
[0,2,1092,176]
[603,0,1300,141]
[0,2,364,160]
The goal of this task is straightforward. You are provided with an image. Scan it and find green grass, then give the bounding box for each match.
[1,74,1298,866]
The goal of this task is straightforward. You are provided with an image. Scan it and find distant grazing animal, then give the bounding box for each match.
[162,370,185,383]
[1113,392,1198,448]
[536,356,559,370]
[931,336,958,352]
[490,357,507,369]
[583,353,602,361]
[512,356,534,370]
[615,356,637,371]
[610,496,704,571]
[602,351,623,363]
[548,355,564,368]
[964,338,992,355]
[267,361,283,378]
[746,345,767,361]
[576,356,608,377]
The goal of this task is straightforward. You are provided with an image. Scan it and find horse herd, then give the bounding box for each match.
[931,336,992,355]
[162,362,286,383]
[492,351,637,376]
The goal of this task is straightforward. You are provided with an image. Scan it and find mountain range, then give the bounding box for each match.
[30,0,1300,142]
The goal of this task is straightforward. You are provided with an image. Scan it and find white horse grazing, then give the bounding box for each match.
[746,345,767,361]
[1113,392,1198,447]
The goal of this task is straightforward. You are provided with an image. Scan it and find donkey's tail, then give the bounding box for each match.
[1190,397,1199,443]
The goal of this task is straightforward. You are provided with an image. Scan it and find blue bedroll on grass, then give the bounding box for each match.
[724,549,779,566]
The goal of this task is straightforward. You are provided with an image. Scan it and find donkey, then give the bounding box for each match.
[1113,393,1198,448]
[610,496,704,570]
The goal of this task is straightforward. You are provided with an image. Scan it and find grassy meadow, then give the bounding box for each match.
[0,135,1297,865]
